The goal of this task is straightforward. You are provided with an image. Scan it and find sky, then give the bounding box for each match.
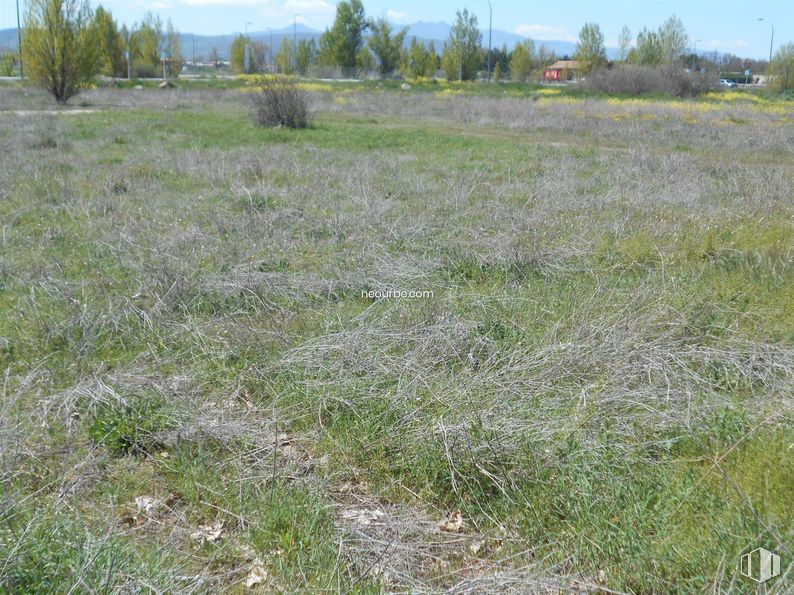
[2,0,792,59]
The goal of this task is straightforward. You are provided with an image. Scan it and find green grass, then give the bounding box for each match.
[88,394,177,456]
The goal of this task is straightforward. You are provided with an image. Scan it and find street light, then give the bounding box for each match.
[244,22,253,73]
[458,30,463,81]
[758,18,774,64]
[488,0,493,85]
[15,0,23,77]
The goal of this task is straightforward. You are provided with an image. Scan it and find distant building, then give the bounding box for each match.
[544,60,580,82]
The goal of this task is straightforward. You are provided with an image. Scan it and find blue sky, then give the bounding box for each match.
[2,0,792,58]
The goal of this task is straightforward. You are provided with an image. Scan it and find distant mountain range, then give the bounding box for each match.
[0,28,19,52]
[0,22,611,60]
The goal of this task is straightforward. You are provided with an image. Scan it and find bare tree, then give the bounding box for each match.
[618,25,632,61]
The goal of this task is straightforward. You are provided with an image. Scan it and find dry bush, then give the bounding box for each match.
[584,64,715,97]
[250,76,313,129]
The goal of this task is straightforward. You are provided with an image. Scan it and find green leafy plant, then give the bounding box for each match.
[88,395,175,455]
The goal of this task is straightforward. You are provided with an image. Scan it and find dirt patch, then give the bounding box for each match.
[3,109,99,116]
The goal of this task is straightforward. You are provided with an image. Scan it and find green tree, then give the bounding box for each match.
[426,41,438,76]
[509,39,535,82]
[23,0,99,103]
[356,46,375,72]
[231,36,265,74]
[367,18,407,75]
[296,38,317,75]
[574,22,606,74]
[492,61,502,82]
[119,23,131,73]
[441,9,481,81]
[769,42,794,90]
[403,37,427,78]
[165,19,183,77]
[537,43,557,69]
[634,27,662,66]
[318,0,367,68]
[276,37,295,74]
[250,41,267,72]
[618,25,631,61]
[130,12,162,72]
[93,6,125,77]
[659,15,688,66]
[492,43,509,73]
[230,34,250,74]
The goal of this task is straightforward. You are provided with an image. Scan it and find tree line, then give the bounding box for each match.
[573,16,692,73]
[227,1,793,89]
[17,0,794,102]
[228,2,561,81]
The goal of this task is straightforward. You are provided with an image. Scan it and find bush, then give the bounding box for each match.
[23,0,99,103]
[131,60,161,79]
[584,64,715,97]
[0,52,17,76]
[769,42,794,91]
[250,76,313,129]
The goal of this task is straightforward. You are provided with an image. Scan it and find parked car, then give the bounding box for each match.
[718,79,737,88]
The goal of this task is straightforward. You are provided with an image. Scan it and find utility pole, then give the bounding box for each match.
[294,14,300,73]
[487,1,492,83]
[16,0,23,77]
[457,27,463,81]
[757,18,774,64]
[691,39,699,72]
[267,27,273,71]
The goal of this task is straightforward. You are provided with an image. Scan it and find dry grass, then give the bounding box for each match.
[0,83,792,592]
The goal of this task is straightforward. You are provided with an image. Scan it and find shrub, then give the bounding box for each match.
[769,42,794,91]
[23,0,99,103]
[584,64,715,97]
[250,76,313,129]
[0,52,17,76]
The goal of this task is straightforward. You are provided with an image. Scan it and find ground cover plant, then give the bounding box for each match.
[0,81,792,592]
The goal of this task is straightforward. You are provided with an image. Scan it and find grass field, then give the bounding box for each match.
[0,81,792,593]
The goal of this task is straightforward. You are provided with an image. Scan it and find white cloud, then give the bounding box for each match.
[514,24,576,43]
[174,0,334,18]
[259,0,335,21]
[124,0,335,28]
[133,0,172,8]
[386,9,408,23]
[178,0,262,5]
